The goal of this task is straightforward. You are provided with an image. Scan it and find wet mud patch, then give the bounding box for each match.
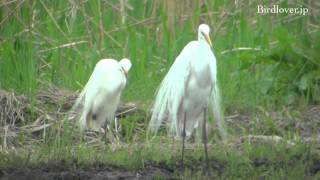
[1,151,319,179]
[0,163,173,180]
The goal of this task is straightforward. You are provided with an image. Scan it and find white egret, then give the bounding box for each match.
[71,58,132,132]
[148,24,226,169]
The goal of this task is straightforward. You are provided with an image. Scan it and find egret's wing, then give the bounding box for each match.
[148,42,196,135]
[69,62,107,121]
[208,49,227,139]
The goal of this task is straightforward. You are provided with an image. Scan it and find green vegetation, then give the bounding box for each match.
[0,0,319,179]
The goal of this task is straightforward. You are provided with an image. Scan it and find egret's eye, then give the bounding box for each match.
[201,31,210,38]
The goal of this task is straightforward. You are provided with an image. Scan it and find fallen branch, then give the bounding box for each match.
[239,135,295,146]
[37,40,88,53]
[116,103,137,117]
[220,47,262,55]
[24,123,52,133]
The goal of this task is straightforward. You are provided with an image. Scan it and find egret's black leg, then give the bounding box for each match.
[114,117,120,142]
[203,107,209,173]
[104,122,108,145]
[181,112,187,169]
[182,111,187,170]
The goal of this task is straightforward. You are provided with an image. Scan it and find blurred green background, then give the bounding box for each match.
[0,0,319,112]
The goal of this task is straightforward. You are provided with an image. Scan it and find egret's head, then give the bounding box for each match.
[119,58,132,77]
[198,24,212,47]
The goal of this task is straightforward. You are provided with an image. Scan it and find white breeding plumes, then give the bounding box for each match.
[71,58,132,131]
[148,24,227,139]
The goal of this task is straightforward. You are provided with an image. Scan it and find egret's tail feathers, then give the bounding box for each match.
[71,89,86,112]
[148,99,166,133]
[68,88,87,132]
[148,50,190,136]
[211,84,227,140]
[78,112,85,130]
[148,82,171,134]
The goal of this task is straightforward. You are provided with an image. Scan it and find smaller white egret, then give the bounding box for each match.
[148,24,227,170]
[71,58,132,132]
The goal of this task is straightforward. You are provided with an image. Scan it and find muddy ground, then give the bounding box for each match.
[1,89,320,179]
[1,158,319,179]
[0,163,173,180]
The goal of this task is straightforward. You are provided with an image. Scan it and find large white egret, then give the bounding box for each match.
[148,24,226,169]
[71,58,132,132]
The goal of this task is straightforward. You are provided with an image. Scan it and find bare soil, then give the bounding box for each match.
[0,163,173,180]
[1,158,319,179]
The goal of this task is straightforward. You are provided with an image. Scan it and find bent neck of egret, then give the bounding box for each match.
[119,58,132,77]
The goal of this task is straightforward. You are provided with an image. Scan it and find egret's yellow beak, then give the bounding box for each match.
[205,34,212,48]
[121,67,128,78]
[201,32,212,47]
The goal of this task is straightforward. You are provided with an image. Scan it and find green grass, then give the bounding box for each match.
[0,0,320,178]
[1,121,318,179]
[1,0,319,108]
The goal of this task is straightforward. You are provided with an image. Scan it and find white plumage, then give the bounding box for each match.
[148,24,226,139]
[71,58,132,131]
